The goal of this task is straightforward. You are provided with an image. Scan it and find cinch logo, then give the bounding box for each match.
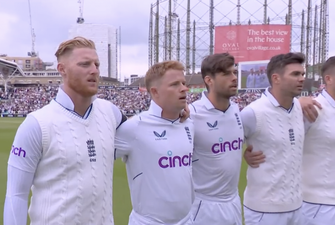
[153,130,167,140]
[207,121,218,130]
[211,137,243,154]
[158,150,192,169]
[11,145,26,158]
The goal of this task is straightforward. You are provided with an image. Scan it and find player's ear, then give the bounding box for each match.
[150,86,158,98]
[57,63,66,79]
[271,73,280,84]
[324,75,332,84]
[204,75,212,88]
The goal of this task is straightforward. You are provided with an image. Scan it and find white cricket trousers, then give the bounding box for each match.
[128,210,193,225]
[302,201,335,225]
[190,193,242,225]
[244,206,305,225]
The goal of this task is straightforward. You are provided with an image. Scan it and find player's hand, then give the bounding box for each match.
[299,97,322,122]
[244,145,265,168]
[179,105,190,122]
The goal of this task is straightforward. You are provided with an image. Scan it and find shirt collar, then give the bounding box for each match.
[321,89,335,108]
[200,91,215,110]
[148,100,163,117]
[148,100,181,123]
[55,85,97,111]
[199,91,232,112]
[263,87,294,112]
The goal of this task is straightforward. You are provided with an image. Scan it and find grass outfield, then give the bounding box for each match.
[0,117,248,224]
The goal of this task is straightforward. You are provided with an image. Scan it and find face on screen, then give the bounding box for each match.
[280,63,305,97]
[60,48,100,98]
[209,65,238,98]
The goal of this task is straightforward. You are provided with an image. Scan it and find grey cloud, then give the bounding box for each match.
[1,0,334,77]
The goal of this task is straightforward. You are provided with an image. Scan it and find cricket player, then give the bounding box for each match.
[115,61,194,225]
[243,62,333,225]
[3,37,126,224]
[301,56,335,224]
[189,53,244,224]
[241,52,306,225]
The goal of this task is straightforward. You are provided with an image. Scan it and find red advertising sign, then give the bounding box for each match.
[214,24,291,62]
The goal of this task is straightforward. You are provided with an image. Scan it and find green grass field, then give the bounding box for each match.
[0,118,247,225]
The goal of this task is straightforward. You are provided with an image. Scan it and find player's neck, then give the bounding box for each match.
[207,91,230,111]
[325,87,335,100]
[161,110,180,120]
[269,88,294,110]
[63,85,92,117]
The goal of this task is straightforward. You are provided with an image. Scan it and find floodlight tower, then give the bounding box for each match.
[77,0,85,24]
[27,0,37,57]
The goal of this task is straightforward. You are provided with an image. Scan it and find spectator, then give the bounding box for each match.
[0,85,321,116]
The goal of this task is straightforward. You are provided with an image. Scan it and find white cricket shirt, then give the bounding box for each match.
[241,88,304,213]
[189,92,244,200]
[115,100,195,224]
[4,86,125,225]
[303,89,335,205]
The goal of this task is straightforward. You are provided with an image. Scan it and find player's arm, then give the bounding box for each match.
[240,107,265,168]
[298,96,322,122]
[303,104,321,134]
[111,103,127,129]
[4,116,42,225]
[114,117,138,159]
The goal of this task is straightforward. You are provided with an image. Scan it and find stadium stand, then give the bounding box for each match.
[0,84,323,118]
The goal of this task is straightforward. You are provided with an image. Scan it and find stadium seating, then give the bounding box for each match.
[0,85,322,117]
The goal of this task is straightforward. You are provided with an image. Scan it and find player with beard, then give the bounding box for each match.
[189,53,245,224]
[245,56,335,224]
[3,37,126,225]
[242,52,307,225]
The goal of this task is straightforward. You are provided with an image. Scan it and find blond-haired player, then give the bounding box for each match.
[115,61,194,225]
[4,37,127,224]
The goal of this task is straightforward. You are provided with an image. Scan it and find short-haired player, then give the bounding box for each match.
[115,61,194,225]
[241,52,307,225]
[189,53,244,225]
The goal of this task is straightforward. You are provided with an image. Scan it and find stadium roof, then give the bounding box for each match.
[0,58,25,79]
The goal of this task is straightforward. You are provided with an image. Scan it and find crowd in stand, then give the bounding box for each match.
[0,85,321,116]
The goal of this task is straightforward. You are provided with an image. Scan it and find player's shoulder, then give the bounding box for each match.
[93,98,121,115]
[179,118,195,134]
[17,114,41,133]
[182,117,194,127]
[93,98,114,108]
[229,100,239,109]
[189,99,203,113]
[29,100,55,118]
[117,114,141,132]
[246,95,266,108]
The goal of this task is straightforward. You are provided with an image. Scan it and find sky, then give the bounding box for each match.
[0,0,334,80]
